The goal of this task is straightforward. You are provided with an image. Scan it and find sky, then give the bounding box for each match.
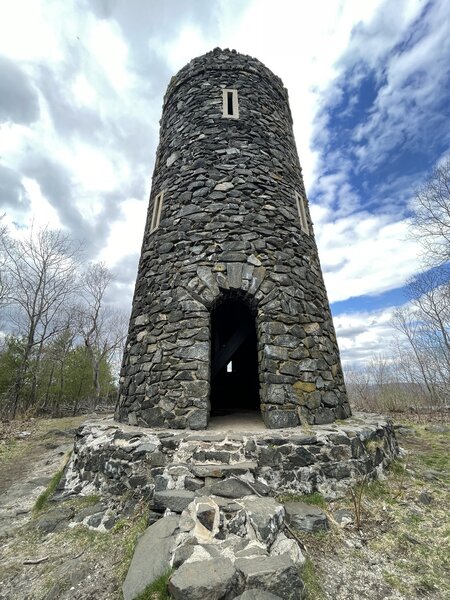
[0,0,449,366]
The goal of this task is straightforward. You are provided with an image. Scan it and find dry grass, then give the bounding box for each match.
[301,421,450,599]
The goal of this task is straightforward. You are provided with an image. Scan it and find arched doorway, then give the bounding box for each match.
[210,297,260,416]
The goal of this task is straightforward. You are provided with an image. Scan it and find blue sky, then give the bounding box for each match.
[0,0,449,365]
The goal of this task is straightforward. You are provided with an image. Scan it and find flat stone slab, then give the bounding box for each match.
[236,555,305,599]
[284,501,328,532]
[190,462,258,478]
[169,557,243,600]
[122,515,179,600]
[202,478,256,499]
[153,490,195,512]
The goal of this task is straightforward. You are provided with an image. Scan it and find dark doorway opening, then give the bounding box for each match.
[210,297,260,416]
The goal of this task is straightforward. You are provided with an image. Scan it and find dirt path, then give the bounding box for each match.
[0,418,82,538]
[0,415,144,600]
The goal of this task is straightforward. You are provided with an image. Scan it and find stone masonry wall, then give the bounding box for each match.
[116,48,350,429]
[63,415,399,503]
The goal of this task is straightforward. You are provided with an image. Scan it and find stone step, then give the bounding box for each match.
[191,448,243,463]
[190,462,258,478]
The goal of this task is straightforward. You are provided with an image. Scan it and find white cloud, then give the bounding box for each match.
[87,19,131,92]
[154,24,214,73]
[344,0,450,169]
[334,306,399,365]
[0,0,61,62]
[21,178,62,230]
[99,198,147,267]
[317,213,420,302]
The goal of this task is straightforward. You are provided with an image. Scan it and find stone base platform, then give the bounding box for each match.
[62,413,399,502]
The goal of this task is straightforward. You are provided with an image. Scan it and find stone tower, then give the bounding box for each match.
[115,48,350,430]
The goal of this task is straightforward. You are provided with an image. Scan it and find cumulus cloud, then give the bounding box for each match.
[334,306,399,365]
[0,56,40,125]
[0,164,30,211]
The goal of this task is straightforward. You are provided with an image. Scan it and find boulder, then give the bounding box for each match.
[185,496,220,542]
[239,496,285,545]
[35,505,75,533]
[284,501,328,532]
[236,554,304,599]
[122,515,179,600]
[333,508,353,526]
[168,557,243,600]
[270,532,305,566]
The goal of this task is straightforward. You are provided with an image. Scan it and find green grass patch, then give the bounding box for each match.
[388,458,406,476]
[0,438,18,462]
[383,570,405,593]
[278,491,327,509]
[364,438,384,453]
[362,479,391,501]
[33,466,65,513]
[132,569,173,600]
[118,513,149,584]
[302,557,325,600]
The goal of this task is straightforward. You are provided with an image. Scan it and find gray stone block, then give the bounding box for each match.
[122,515,179,600]
[153,490,195,512]
[239,496,285,545]
[284,501,328,532]
[169,558,243,600]
[236,555,304,599]
[263,410,299,429]
[203,478,256,499]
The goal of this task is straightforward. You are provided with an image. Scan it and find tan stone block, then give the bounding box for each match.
[293,381,316,393]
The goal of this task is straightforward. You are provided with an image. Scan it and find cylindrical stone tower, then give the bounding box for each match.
[115,48,351,430]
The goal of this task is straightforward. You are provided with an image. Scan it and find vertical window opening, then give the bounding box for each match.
[150,191,164,233]
[227,360,233,373]
[222,89,239,119]
[295,192,309,235]
[227,91,234,116]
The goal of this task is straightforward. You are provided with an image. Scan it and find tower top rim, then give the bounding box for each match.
[164,47,288,107]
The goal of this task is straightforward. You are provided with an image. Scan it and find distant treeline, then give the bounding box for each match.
[0,222,128,419]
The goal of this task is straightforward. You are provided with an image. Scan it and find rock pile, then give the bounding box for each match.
[123,495,307,600]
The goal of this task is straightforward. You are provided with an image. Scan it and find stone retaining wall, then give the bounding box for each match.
[62,414,399,503]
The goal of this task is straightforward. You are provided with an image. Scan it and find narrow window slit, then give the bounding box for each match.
[295,192,309,235]
[150,191,164,233]
[222,89,239,119]
[227,91,234,116]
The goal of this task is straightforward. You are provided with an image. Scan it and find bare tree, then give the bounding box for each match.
[412,156,450,266]
[0,215,11,314]
[391,304,449,408]
[77,262,128,407]
[408,267,450,360]
[1,225,83,415]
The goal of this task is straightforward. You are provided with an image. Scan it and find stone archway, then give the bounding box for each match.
[210,297,260,417]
